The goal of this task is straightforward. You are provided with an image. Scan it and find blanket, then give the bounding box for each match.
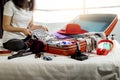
[0,40,120,80]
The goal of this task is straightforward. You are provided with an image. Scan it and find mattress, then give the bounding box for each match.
[0,40,120,80]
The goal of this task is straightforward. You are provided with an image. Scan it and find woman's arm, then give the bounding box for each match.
[3,15,32,36]
[28,18,48,31]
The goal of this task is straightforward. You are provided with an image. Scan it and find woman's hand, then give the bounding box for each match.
[38,25,48,31]
[29,18,48,31]
[22,28,32,36]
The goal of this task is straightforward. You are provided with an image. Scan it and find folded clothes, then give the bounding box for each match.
[52,32,72,39]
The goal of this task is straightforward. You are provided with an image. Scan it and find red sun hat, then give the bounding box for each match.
[57,23,88,35]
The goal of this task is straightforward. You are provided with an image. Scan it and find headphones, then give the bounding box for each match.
[96,39,114,55]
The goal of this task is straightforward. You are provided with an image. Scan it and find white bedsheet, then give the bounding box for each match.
[0,40,120,80]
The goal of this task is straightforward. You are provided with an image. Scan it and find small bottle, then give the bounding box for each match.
[111,34,114,40]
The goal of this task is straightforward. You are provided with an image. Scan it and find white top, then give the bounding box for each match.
[2,0,33,43]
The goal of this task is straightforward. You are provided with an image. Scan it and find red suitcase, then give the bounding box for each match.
[44,39,87,56]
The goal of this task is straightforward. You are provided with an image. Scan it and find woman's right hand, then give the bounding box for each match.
[22,28,32,36]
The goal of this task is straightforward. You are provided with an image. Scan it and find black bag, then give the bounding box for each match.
[3,39,27,51]
[3,35,45,53]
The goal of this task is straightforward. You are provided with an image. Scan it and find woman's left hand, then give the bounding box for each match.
[39,25,48,31]
[29,25,48,31]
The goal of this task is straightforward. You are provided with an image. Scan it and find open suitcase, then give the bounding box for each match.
[71,14,118,36]
[44,14,118,56]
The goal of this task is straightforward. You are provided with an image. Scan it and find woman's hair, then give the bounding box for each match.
[12,0,34,11]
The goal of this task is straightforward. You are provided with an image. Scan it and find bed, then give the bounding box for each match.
[0,40,120,80]
[0,14,120,80]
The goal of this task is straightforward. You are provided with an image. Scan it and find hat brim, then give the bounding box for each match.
[57,29,88,35]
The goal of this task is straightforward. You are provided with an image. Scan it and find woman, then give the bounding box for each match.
[2,0,48,43]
